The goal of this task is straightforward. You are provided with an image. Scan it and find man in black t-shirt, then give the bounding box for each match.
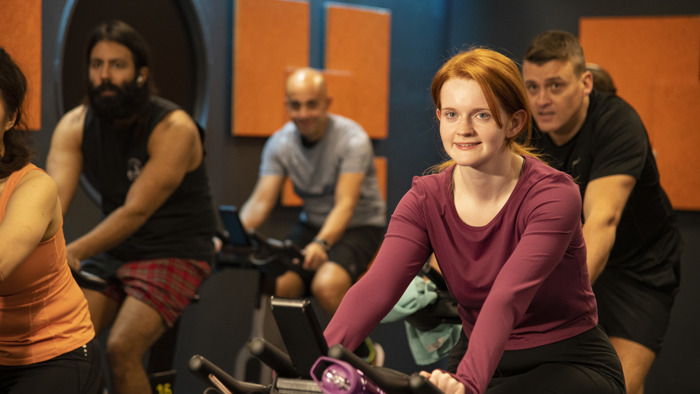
[521,30,682,394]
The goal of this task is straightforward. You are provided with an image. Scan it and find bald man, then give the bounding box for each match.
[240,68,386,320]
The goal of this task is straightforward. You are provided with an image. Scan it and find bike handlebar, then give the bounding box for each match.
[188,345,445,394]
[248,231,304,265]
[408,372,444,394]
[326,344,444,394]
[218,229,304,278]
[248,337,298,378]
[70,267,109,291]
[189,354,270,394]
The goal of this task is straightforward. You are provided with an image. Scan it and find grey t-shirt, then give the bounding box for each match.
[260,114,386,228]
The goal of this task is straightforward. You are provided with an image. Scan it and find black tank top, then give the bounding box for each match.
[82,96,216,262]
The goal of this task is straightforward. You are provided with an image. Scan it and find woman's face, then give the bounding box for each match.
[437,78,514,169]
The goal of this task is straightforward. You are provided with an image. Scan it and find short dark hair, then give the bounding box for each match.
[524,30,586,76]
[0,46,32,178]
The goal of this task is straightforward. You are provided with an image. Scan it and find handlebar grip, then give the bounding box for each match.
[283,239,304,260]
[409,372,444,394]
[248,337,298,378]
[188,354,270,394]
[70,267,108,291]
[328,344,413,394]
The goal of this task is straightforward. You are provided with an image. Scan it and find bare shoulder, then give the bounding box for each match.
[149,109,202,169]
[157,109,199,134]
[59,105,88,127]
[15,169,58,198]
[53,105,88,141]
[150,109,200,147]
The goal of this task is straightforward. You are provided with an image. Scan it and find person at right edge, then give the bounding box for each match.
[448,30,683,394]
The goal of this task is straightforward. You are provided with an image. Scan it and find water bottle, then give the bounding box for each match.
[311,356,385,394]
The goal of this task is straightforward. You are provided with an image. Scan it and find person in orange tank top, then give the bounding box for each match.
[0,47,103,394]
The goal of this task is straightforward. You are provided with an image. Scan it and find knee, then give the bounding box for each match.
[275,272,304,298]
[276,285,303,298]
[105,334,141,366]
[311,278,349,300]
[311,275,351,311]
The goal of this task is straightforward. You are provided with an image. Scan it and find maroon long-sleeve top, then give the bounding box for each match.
[325,156,598,393]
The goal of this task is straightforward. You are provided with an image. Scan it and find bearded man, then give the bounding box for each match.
[47,20,217,394]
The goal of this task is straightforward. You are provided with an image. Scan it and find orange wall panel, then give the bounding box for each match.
[374,156,388,201]
[325,4,391,139]
[0,0,41,130]
[322,70,358,127]
[644,85,700,211]
[232,0,309,136]
[580,16,700,210]
[580,16,700,132]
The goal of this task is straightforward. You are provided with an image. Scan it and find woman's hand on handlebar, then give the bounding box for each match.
[420,370,465,394]
[301,242,327,270]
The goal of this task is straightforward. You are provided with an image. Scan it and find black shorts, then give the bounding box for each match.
[0,338,103,394]
[286,221,384,292]
[447,326,625,394]
[593,268,677,353]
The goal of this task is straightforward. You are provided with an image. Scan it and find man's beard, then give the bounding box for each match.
[88,78,148,122]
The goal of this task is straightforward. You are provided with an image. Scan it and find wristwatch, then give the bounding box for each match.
[312,238,330,252]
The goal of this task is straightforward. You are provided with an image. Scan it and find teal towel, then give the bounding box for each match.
[382,277,462,365]
[382,277,438,321]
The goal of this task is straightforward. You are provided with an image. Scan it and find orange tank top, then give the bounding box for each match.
[0,164,95,365]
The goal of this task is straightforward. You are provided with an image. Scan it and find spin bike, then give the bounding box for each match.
[188,296,444,394]
[205,207,445,393]
[214,218,306,387]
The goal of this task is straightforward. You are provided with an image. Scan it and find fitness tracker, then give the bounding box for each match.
[312,238,330,252]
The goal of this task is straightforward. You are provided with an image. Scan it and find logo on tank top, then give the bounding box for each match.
[127,157,143,181]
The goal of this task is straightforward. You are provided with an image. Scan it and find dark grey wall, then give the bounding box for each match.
[37,1,700,393]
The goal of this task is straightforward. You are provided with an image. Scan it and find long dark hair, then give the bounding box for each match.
[85,20,155,94]
[0,47,32,178]
[85,20,157,130]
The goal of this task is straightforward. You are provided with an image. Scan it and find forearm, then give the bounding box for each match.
[315,202,354,245]
[239,176,284,230]
[67,206,149,260]
[582,219,616,283]
[239,200,272,230]
[325,233,427,348]
[581,175,635,283]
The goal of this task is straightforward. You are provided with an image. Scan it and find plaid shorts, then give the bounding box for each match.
[100,258,211,327]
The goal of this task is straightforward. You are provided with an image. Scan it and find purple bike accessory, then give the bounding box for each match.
[311,356,384,394]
